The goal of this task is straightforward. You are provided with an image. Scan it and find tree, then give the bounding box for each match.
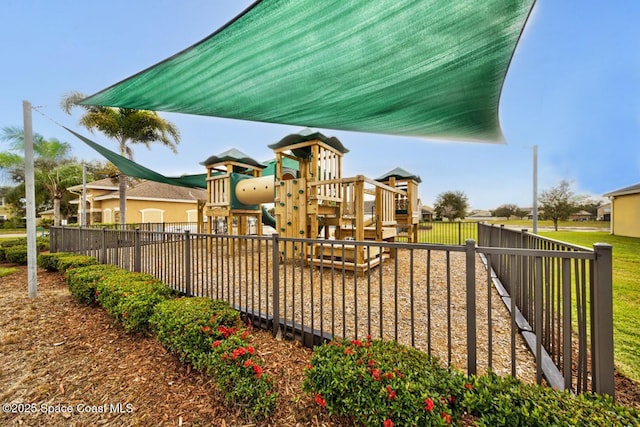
[37,163,84,226]
[491,204,519,219]
[1,125,72,183]
[538,180,578,231]
[1,126,78,223]
[434,190,469,221]
[513,207,529,220]
[61,91,180,225]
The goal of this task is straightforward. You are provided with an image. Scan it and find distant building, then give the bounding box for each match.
[597,202,611,221]
[569,210,594,221]
[67,178,207,225]
[603,183,640,238]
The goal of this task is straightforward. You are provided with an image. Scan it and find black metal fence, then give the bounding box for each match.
[50,224,614,398]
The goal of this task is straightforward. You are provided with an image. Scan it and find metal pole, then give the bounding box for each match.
[23,100,38,298]
[532,145,538,234]
[465,239,477,376]
[81,163,87,226]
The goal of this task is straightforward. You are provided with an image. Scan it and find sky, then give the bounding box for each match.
[2,0,639,210]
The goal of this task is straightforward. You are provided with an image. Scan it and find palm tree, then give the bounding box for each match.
[1,126,72,182]
[37,163,84,226]
[1,127,76,224]
[61,92,180,225]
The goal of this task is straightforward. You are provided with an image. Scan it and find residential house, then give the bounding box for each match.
[597,202,611,221]
[569,210,594,221]
[68,178,207,225]
[420,204,434,222]
[603,183,640,238]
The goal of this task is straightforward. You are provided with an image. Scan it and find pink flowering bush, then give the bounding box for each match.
[303,337,464,426]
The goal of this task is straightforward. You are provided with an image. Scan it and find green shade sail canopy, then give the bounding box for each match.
[82,0,535,143]
[64,127,208,189]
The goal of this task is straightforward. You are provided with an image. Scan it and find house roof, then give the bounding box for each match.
[70,179,207,202]
[603,183,640,197]
[67,177,118,192]
[125,181,207,201]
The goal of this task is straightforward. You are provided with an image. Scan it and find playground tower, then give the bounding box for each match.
[201,130,422,273]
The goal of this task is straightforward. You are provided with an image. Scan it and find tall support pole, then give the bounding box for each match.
[23,100,38,298]
[81,163,87,226]
[532,145,538,234]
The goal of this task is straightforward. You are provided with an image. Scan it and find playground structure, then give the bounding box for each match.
[203,130,421,272]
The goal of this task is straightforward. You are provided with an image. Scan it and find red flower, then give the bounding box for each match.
[385,372,394,380]
[212,340,222,348]
[441,412,451,425]
[314,394,326,408]
[305,364,313,370]
[368,359,375,367]
[425,397,434,412]
[351,339,362,347]
[247,345,255,355]
[241,330,249,340]
[201,325,212,334]
[464,383,473,390]
[253,364,263,379]
[217,326,236,338]
[209,315,216,324]
[231,347,246,360]
[371,369,381,381]
[386,386,397,400]
[344,348,354,355]
[244,359,254,368]
[383,419,394,427]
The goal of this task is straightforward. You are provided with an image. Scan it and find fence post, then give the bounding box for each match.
[272,233,280,337]
[458,222,462,245]
[592,243,615,398]
[465,239,477,376]
[184,230,191,295]
[134,228,141,273]
[101,227,107,265]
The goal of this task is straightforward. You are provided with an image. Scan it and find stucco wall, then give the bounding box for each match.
[85,196,199,224]
[612,193,640,238]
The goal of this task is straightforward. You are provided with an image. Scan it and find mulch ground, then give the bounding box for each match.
[1,264,638,427]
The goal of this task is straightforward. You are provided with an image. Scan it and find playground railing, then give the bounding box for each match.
[49,225,614,399]
[477,223,614,397]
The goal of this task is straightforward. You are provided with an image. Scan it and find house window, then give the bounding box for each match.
[186,209,198,222]
[140,208,164,223]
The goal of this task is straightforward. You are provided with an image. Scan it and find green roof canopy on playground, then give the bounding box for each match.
[81,0,535,144]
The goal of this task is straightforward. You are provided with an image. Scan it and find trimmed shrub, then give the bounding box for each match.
[4,245,28,265]
[37,252,98,272]
[1,238,28,262]
[304,337,466,427]
[205,330,277,420]
[150,297,241,368]
[95,272,174,333]
[66,264,125,305]
[56,254,99,272]
[460,371,640,427]
[304,337,640,427]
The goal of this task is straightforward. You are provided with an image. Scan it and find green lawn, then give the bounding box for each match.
[538,231,640,384]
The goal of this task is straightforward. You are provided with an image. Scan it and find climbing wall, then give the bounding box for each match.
[274,178,308,257]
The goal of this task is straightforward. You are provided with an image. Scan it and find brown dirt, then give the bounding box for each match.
[0,264,638,427]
